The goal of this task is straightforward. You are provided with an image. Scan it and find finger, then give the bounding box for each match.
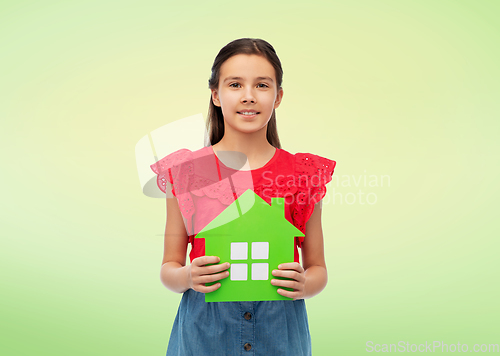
[192,255,220,267]
[271,279,301,290]
[197,271,230,284]
[278,262,304,272]
[199,262,230,275]
[194,282,221,294]
[271,270,303,281]
[277,288,300,300]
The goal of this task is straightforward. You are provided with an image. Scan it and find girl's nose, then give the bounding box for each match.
[241,88,256,103]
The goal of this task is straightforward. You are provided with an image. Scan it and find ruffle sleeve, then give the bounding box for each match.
[150,148,195,221]
[292,153,336,237]
[149,149,192,195]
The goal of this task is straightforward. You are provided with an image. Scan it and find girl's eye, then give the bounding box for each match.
[229,83,269,88]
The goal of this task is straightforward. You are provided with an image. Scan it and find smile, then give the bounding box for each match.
[238,111,259,117]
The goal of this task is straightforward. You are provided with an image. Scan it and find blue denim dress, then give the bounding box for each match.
[166,288,311,356]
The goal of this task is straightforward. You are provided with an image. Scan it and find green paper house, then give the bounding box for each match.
[196,189,305,302]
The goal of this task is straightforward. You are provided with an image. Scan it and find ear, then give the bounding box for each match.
[211,89,221,107]
[273,87,284,109]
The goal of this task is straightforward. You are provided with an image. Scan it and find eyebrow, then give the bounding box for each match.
[223,76,274,83]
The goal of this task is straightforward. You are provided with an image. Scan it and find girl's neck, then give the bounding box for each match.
[212,126,276,169]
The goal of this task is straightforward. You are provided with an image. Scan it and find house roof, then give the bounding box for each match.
[196,189,304,241]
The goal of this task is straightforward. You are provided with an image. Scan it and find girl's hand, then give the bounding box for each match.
[187,256,230,294]
[271,262,306,300]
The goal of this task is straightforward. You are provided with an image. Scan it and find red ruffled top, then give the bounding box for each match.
[150,146,336,263]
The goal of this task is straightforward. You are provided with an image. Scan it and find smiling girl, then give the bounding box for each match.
[151,38,336,356]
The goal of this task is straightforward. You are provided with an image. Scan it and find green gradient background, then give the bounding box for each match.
[1,1,498,355]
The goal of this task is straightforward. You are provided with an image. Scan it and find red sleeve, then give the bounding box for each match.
[149,148,192,196]
[292,153,336,237]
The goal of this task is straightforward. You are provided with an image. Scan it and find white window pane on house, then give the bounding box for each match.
[231,242,248,260]
[230,263,248,281]
[251,263,269,280]
[251,242,269,260]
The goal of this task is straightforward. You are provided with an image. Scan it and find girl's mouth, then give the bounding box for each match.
[237,112,259,118]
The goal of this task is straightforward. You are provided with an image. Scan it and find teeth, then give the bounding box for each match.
[240,112,257,115]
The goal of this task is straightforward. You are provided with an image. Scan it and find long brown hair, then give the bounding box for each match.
[206,38,283,149]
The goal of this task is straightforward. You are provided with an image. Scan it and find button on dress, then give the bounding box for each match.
[150,146,336,356]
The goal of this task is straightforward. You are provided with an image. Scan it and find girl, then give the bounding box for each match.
[151,38,336,356]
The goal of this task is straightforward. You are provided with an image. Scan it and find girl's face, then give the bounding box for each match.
[211,54,283,136]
